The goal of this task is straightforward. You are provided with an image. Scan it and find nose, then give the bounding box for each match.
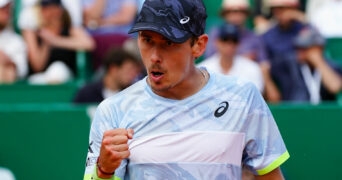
[150,46,162,63]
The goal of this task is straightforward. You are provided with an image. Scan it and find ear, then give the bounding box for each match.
[192,34,208,59]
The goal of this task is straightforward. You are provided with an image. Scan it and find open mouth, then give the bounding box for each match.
[151,71,164,77]
[150,70,165,82]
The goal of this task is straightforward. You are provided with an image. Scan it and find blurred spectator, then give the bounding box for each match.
[262,0,307,63]
[199,23,264,92]
[21,0,83,27]
[252,0,307,34]
[206,0,268,62]
[261,0,310,102]
[81,0,138,71]
[271,26,342,104]
[306,0,342,38]
[206,0,280,102]
[81,0,138,35]
[73,47,143,104]
[0,0,27,84]
[18,0,95,84]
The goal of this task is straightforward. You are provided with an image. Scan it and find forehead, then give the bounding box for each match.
[139,31,173,41]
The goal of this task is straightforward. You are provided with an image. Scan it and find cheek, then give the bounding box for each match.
[226,13,246,25]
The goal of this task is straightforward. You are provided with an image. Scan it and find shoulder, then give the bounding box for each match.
[99,79,147,108]
[235,56,260,70]
[73,81,103,103]
[18,6,40,30]
[79,81,103,92]
[0,29,24,43]
[198,54,220,66]
[208,70,258,92]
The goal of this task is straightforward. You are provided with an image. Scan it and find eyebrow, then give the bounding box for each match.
[139,32,151,38]
[139,31,173,42]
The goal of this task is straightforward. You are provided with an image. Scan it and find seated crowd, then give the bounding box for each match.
[0,0,341,105]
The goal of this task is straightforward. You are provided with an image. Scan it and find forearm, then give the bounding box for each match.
[260,62,281,103]
[100,5,137,26]
[22,31,49,72]
[49,28,95,51]
[28,43,50,72]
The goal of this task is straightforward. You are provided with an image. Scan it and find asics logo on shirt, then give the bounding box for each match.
[88,141,93,153]
[214,101,229,118]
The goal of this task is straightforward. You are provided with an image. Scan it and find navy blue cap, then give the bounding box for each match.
[128,0,207,43]
[294,26,325,48]
[218,23,239,42]
[40,0,61,6]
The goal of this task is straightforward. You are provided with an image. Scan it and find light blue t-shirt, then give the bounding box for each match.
[84,71,289,180]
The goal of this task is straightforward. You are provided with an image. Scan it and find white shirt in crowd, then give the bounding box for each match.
[198,53,264,92]
[0,28,27,78]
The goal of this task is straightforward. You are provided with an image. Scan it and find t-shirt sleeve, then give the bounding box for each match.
[84,101,127,180]
[242,84,290,175]
[18,7,39,30]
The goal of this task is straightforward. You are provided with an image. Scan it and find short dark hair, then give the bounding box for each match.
[103,47,141,72]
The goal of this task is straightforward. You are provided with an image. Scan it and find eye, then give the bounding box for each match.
[166,40,174,46]
[143,37,152,43]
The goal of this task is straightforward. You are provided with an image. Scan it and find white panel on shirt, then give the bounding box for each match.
[129,131,245,166]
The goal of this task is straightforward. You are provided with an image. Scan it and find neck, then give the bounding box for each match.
[148,68,208,100]
[103,74,119,92]
[220,55,234,74]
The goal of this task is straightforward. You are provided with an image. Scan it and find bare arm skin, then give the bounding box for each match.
[97,128,134,179]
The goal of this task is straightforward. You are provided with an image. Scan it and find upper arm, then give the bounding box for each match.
[21,30,40,60]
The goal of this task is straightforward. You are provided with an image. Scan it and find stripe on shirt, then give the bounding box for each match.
[129,131,245,166]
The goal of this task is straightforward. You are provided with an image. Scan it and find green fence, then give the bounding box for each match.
[271,104,342,180]
[0,83,79,104]
[0,104,91,180]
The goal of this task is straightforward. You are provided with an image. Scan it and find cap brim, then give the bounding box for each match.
[128,22,192,43]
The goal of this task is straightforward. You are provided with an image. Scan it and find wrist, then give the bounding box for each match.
[96,158,115,178]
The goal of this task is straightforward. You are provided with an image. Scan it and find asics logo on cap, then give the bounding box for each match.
[180,16,190,24]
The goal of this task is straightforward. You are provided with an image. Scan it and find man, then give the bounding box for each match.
[261,0,308,102]
[206,0,281,103]
[272,26,342,104]
[262,0,306,63]
[199,22,264,92]
[73,47,143,104]
[0,0,27,83]
[84,0,289,179]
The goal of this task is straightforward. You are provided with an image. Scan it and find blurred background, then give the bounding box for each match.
[0,0,341,179]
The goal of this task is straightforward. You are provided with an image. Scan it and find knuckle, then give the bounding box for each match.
[103,130,111,137]
[102,138,111,145]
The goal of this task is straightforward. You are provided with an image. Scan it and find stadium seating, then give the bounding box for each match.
[0,82,79,104]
